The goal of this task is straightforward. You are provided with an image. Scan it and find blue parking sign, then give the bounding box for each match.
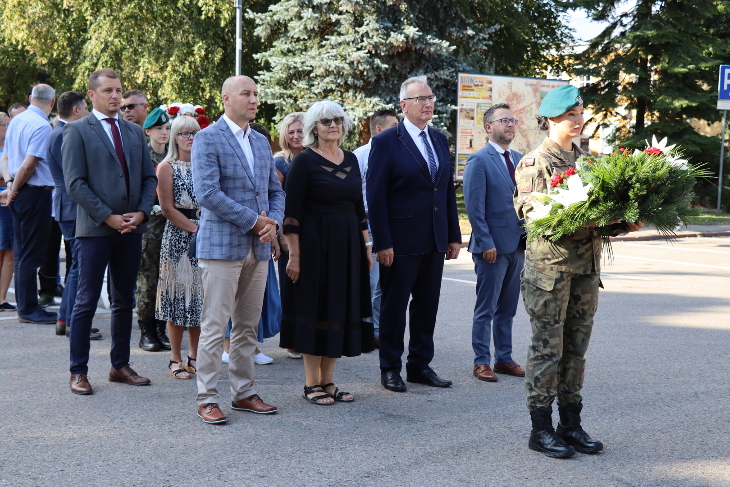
[719,65,730,101]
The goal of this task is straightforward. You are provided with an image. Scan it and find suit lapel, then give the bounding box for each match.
[488,144,514,189]
[89,116,121,165]
[218,117,256,187]
[119,119,135,171]
[427,128,447,186]
[397,122,432,183]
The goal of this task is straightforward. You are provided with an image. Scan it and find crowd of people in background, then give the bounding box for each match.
[0,70,645,458]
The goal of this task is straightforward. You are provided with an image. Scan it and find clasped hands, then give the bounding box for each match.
[0,189,17,207]
[252,211,277,243]
[105,212,145,234]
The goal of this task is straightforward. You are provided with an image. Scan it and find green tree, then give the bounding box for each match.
[565,0,728,204]
[253,0,499,145]
[0,0,269,115]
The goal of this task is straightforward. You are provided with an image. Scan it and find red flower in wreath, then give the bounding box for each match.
[167,106,180,115]
[195,107,206,115]
[197,116,211,129]
[564,167,576,177]
[550,174,564,187]
[645,147,662,156]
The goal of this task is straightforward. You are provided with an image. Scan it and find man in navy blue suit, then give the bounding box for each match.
[367,76,461,392]
[463,103,526,382]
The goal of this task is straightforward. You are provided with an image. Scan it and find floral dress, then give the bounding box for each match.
[156,159,202,327]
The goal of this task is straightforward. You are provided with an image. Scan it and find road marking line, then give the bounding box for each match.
[613,254,730,271]
[624,243,730,254]
[443,277,477,285]
[601,273,651,281]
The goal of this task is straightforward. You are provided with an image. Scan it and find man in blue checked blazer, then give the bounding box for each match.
[463,103,526,383]
[191,75,284,424]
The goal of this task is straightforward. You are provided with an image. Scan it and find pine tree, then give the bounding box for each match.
[566,0,728,192]
[252,0,498,145]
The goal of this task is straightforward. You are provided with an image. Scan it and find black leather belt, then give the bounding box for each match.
[177,208,200,219]
[25,184,54,191]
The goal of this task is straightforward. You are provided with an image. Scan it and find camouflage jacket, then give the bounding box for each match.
[514,137,622,277]
[143,142,167,240]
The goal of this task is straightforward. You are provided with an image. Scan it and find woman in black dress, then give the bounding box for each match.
[280,100,374,405]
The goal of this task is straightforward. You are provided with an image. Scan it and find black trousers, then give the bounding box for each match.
[38,219,62,295]
[377,248,445,373]
[9,186,51,316]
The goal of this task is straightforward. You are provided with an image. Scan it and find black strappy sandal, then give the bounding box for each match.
[303,385,334,405]
[184,356,197,374]
[169,360,191,380]
[321,382,354,402]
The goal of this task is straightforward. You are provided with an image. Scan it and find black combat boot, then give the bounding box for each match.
[139,320,161,352]
[155,320,171,350]
[528,407,576,458]
[557,403,604,454]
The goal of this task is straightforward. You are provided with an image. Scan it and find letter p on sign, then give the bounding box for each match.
[719,65,730,101]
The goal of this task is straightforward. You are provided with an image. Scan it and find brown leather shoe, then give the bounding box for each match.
[109,365,151,385]
[231,394,278,414]
[70,373,93,395]
[198,403,227,424]
[493,361,526,377]
[473,364,498,382]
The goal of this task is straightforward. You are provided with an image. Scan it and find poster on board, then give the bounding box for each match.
[455,73,569,180]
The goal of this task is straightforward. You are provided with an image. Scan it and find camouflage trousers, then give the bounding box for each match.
[135,237,162,324]
[521,267,600,411]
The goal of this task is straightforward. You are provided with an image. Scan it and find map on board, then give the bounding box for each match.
[456,73,568,180]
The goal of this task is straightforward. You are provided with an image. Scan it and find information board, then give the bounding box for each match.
[455,73,569,180]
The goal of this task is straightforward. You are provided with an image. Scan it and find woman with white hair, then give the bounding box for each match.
[155,115,203,379]
[279,100,374,405]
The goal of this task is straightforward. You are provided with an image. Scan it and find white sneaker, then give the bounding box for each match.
[221,351,229,364]
[254,352,274,365]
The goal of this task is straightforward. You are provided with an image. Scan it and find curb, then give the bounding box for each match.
[611,230,730,242]
[460,229,730,247]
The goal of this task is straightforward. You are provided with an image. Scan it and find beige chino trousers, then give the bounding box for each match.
[195,249,268,405]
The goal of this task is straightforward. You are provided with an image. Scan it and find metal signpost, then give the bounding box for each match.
[234,0,242,76]
[717,65,730,213]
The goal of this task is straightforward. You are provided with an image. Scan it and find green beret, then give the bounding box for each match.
[143,107,170,129]
[539,84,583,117]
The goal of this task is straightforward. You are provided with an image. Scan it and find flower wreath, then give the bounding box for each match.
[158,102,211,129]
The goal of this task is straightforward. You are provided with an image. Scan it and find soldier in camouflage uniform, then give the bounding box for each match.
[514,84,643,458]
[135,108,171,351]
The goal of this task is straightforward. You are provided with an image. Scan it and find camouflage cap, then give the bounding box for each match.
[142,107,170,129]
[539,84,583,117]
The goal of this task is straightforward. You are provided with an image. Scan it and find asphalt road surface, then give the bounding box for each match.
[1,236,728,486]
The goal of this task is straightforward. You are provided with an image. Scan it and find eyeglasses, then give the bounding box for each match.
[487,118,519,126]
[402,95,437,104]
[318,117,344,127]
[178,131,198,139]
[120,103,146,111]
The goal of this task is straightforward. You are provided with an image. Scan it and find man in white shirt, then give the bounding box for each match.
[352,108,398,348]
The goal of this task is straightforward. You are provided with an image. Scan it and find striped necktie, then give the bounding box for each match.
[419,130,437,182]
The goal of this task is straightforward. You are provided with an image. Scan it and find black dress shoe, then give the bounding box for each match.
[381,370,406,392]
[65,326,103,340]
[56,322,67,336]
[406,367,452,388]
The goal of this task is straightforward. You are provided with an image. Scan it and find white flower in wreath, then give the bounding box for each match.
[151,204,163,216]
[549,174,592,208]
[526,198,553,221]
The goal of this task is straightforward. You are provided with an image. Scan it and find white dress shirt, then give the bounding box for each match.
[488,140,514,172]
[403,117,439,170]
[92,109,123,146]
[352,139,372,213]
[223,114,255,174]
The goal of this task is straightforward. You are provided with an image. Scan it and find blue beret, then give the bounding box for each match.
[539,84,583,117]
[143,107,170,129]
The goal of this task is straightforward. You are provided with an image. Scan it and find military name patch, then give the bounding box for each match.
[524,158,535,166]
[521,185,533,192]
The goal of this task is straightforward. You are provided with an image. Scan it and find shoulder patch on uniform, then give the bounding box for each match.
[524,158,535,166]
[521,185,533,192]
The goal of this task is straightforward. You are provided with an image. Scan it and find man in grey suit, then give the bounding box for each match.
[463,102,526,382]
[62,69,157,395]
[191,75,284,424]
